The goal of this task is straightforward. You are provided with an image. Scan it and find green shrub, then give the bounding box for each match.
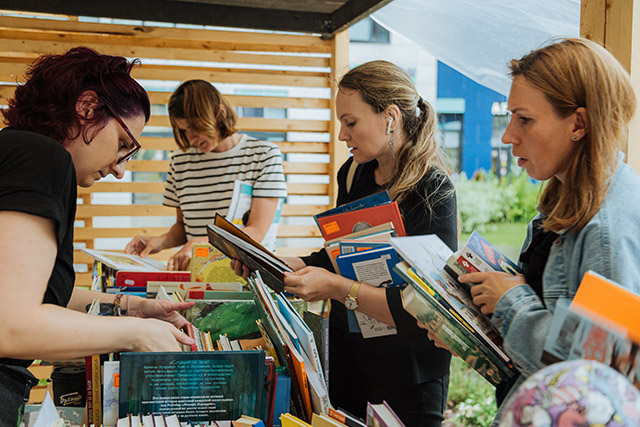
[454,171,541,233]
[448,357,497,426]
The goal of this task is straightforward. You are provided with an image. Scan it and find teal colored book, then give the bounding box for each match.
[118,351,265,422]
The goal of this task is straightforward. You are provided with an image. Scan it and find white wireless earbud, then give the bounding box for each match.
[386,117,393,135]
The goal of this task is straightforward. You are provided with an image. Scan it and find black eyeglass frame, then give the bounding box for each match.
[103,102,142,164]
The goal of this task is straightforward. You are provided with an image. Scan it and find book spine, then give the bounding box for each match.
[91,354,103,425]
[283,346,308,422]
[85,355,93,424]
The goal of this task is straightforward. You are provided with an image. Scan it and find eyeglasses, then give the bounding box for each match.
[103,102,141,164]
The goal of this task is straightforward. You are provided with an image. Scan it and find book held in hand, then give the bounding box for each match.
[390,233,517,386]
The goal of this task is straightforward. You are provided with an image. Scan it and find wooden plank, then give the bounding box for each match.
[0,36,330,68]
[0,15,332,52]
[74,224,319,240]
[147,92,330,109]
[0,61,331,88]
[125,160,170,172]
[275,246,319,257]
[138,137,329,154]
[76,203,327,217]
[147,116,330,132]
[117,160,327,174]
[77,182,325,195]
[604,0,633,73]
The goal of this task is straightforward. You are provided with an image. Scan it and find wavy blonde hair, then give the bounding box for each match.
[509,38,636,233]
[339,60,450,205]
[168,79,238,151]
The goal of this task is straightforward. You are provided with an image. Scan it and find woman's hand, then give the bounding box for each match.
[417,320,459,357]
[125,235,164,257]
[459,272,526,315]
[283,266,350,302]
[132,318,195,352]
[167,242,193,271]
[230,258,251,279]
[131,298,195,329]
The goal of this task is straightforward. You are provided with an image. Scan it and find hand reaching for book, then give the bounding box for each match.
[460,271,526,315]
[125,235,164,257]
[134,318,195,352]
[132,298,195,329]
[167,242,192,271]
[418,320,459,357]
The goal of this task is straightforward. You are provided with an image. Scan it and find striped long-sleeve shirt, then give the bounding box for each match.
[163,134,287,239]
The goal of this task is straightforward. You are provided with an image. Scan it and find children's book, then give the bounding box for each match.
[316,202,405,241]
[82,249,166,272]
[365,401,405,427]
[227,179,284,252]
[190,243,245,283]
[207,214,293,293]
[118,351,265,421]
[185,298,261,342]
[313,191,392,227]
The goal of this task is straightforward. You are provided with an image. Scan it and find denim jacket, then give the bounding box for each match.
[491,155,640,421]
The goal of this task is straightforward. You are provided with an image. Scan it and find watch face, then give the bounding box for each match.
[344,298,358,310]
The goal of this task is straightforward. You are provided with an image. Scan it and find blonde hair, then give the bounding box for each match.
[509,38,636,233]
[168,79,238,151]
[339,60,450,205]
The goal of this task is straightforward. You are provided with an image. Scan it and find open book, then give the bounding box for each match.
[390,233,518,386]
[82,248,166,272]
[206,213,292,293]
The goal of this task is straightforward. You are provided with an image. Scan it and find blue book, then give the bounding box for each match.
[464,230,523,275]
[338,240,392,256]
[272,367,291,427]
[335,245,403,287]
[119,351,265,422]
[313,190,391,228]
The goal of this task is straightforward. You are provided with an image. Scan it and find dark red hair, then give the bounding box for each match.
[2,47,150,146]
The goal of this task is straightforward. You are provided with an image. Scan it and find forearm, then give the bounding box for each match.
[160,222,189,249]
[0,304,150,360]
[328,275,395,327]
[282,256,306,271]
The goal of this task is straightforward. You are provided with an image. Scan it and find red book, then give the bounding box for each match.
[316,201,406,240]
[115,270,190,287]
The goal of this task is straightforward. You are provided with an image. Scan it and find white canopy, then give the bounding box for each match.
[372,0,580,96]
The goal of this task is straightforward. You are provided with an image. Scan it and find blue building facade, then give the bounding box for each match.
[436,61,506,177]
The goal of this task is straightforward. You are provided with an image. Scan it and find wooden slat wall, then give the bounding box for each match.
[0,13,349,287]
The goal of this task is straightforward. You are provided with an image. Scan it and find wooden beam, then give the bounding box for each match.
[0,1,335,36]
[328,29,350,207]
[328,0,393,38]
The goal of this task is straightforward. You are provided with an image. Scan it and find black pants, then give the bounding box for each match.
[0,364,37,427]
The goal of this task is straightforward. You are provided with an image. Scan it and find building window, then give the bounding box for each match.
[349,18,390,43]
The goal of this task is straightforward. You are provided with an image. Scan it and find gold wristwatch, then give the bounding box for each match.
[343,281,362,311]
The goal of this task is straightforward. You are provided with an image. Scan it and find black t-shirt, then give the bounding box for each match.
[302,157,457,420]
[0,128,77,367]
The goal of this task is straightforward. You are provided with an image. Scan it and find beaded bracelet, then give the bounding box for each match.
[113,293,124,316]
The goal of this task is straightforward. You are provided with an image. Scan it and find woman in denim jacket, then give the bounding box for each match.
[427,38,640,422]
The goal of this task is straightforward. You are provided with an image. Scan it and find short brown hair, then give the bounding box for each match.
[509,38,636,233]
[168,80,238,151]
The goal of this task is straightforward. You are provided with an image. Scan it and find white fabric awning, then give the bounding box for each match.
[372,0,580,96]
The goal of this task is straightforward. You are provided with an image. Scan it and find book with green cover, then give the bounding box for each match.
[118,351,265,422]
[185,299,261,342]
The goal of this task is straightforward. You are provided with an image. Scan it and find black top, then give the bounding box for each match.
[0,128,77,367]
[519,218,558,302]
[302,158,457,420]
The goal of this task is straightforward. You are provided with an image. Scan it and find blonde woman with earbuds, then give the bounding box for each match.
[233,60,458,426]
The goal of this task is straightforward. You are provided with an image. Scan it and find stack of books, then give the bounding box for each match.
[389,233,519,386]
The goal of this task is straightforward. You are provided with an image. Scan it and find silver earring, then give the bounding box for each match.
[388,131,395,159]
[386,117,393,135]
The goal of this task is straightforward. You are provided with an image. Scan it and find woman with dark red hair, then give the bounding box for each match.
[0,47,195,423]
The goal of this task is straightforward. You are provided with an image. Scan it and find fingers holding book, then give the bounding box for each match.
[462,272,526,315]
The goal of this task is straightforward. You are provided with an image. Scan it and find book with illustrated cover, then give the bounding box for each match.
[542,272,640,388]
[316,202,405,241]
[185,298,261,342]
[82,248,167,272]
[190,243,245,283]
[323,222,396,272]
[335,245,403,288]
[207,214,292,293]
[118,351,265,421]
[390,234,517,385]
[147,280,243,298]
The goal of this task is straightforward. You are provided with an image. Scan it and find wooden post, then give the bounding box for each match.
[581,0,639,172]
[328,29,350,207]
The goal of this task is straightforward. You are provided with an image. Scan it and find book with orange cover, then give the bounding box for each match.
[571,271,640,343]
[316,202,406,241]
